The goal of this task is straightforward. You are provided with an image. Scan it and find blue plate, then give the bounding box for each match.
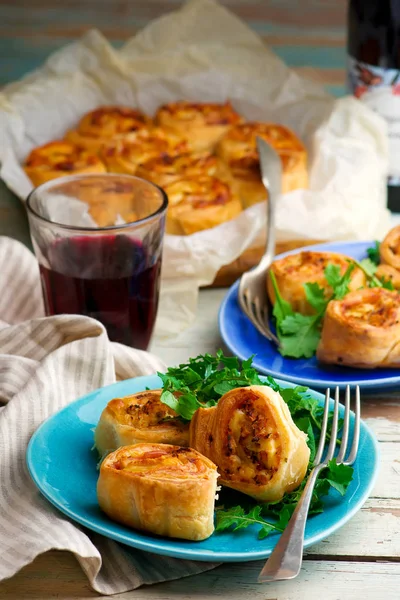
[219,240,400,390]
[27,374,379,562]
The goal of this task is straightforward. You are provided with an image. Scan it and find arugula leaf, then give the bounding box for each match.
[270,261,357,360]
[279,313,321,358]
[159,351,267,420]
[380,277,395,291]
[304,282,327,313]
[296,416,316,463]
[326,263,355,300]
[269,271,295,322]
[215,505,282,540]
[367,241,380,265]
[359,257,377,278]
[324,263,342,289]
[158,351,354,541]
[334,264,356,299]
[325,458,354,495]
[358,257,395,290]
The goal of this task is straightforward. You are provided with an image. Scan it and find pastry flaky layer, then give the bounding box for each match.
[24,140,107,187]
[267,251,366,315]
[189,385,310,502]
[100,129,189,176]
[164,175,242,235]
[94,389,190,456]
[216,122,308,206]
[65,106,152,152]
[380,225,400,271]
[317,287,400,368]
[136,152,230,189]
[97,443,219,541]
[155,101,243,153]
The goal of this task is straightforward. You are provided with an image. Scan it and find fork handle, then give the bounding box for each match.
[258,464,324,582]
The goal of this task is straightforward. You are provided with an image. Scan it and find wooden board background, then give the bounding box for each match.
[0,0,347,94]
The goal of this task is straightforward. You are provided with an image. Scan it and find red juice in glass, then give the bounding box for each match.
[27,174,167,350]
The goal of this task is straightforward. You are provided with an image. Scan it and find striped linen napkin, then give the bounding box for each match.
[0,236,218,595]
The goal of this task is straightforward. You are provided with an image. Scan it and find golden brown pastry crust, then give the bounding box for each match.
[24,141,106,187]
[65,106,152,153]
[267,251,366,315]
[380,225,400,270]
[155,101,243,153]
[216,122,308,206]
[136,152,230,189]
[94,389,190,456]
[164,175,242,235]
[317,287,400,368]
[57,175,162,227]
[97,443,218,541]
[189,385,310,502]
[100,129,188,175]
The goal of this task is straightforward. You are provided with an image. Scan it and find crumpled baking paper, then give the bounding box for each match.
[0,0,391,337]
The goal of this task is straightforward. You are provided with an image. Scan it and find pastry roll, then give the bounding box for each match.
[155,101,243,153]
[58,174,161,227]
[136,152,229,189]
[317,287,400,368]
[380,225,400,270]
[24,141,106,187]
[164,175,242,235]
[216,122,308,206]
[66,106,152,153]
[100,129,188,175]
[94,389,190,456]
[267,251,366,315]
[376,264,400,289]
[190,385,310,503]
[97,443,219,541]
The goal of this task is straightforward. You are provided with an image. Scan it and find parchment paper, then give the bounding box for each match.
[0,0,391,336]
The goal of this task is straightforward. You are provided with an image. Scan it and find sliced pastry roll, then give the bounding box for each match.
[100,129,188,175]
[97,443,218,541]
[190,385,310,502]
[94,389,190,456]
[164,175,242,235]
[24,141,106,187]
[267,251,366,315]
[57,174,161,227]
[216,122,308,206]
[66,106,152,153]
[155,101,243,153]
[136,152,229,189]
[317,287,400,368]
[380,225,400,270]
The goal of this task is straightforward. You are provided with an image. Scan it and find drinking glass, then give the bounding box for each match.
[26,173,168,350]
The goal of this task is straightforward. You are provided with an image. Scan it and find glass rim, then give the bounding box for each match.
[26,172,168,232]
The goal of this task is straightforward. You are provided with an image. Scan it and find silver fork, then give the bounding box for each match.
[238,137,281,345]
[258,385,361,583]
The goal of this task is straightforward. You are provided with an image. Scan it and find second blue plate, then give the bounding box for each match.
[219,241,400,390]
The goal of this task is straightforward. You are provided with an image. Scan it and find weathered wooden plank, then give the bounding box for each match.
[305,498,400,559]
[0,551,398,600]
[372,442,400,498]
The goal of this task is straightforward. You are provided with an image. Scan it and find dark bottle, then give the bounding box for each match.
[348,0,400,212]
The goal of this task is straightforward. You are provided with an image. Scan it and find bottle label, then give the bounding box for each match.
[348,55,400,183]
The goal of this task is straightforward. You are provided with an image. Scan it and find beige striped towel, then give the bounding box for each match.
[0,236,218,595]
